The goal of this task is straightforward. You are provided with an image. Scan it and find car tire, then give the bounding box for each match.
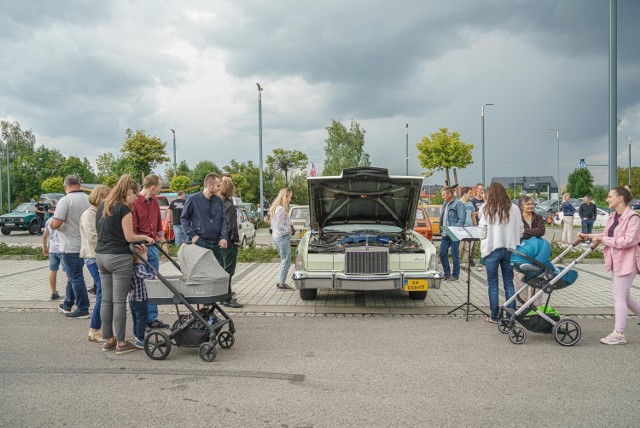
[1,227,10,235]
[408,291,428,300]
[299,288,318,300]
[28,221,38,235]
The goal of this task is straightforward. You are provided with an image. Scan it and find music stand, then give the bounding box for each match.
[445,226,489,321]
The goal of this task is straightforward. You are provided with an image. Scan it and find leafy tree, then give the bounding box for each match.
[96,153,117,179]
[1,121,38,208]
[617,166,640,195]
[288,174,309,205]
[41,177,65,193]
[566,168,594,198]
[177,160,190,177]
[265,148,308,186]
[322,119,370,176]
[120,128,170,181]
[224,159,260,203]
[102,174,120,188]
[189,160,220,186]
[58,156,97,183]
[590,184,608,205]
[169,175,191,192]
[416,128,473,186]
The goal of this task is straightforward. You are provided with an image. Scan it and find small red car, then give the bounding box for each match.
[413,207,433,241]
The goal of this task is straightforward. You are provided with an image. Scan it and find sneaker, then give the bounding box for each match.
[87,286,96,295]
[102,338,117,352]
[51,292,60,300]
[451,276,459,281]
[600,331,627,345]
[476,265,485,270]
[88,329,106,342]
[58,303,72,313]
[443,276,451,281]
[65,310,90,319]
[116,341,138,355]
[146,319,170,329]
[223,299,244,309]
[133,339,145,349]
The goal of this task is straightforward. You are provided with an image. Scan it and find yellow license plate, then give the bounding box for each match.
[300,228,307,238]
[403,279,428,291]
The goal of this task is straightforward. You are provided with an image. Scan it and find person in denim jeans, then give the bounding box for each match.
[269,188,293,290]
[478,182,524,323]
[42,217,63,300]
[439,186,467,280]
[578,195,597,244]
[168,190,187,246]
[80,185,111,342]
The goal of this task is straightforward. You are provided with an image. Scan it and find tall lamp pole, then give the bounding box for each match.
[405,124,409,175]
[481,103,494,186]
[629,136,632,186]
[170,129,177,176]
[0,142,3,213]
[257,83,264,221]
[6,141,10,211]
[548,128,560,209]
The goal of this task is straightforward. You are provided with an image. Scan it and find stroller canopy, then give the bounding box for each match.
[511,237,578,285]
[177,244,229,285]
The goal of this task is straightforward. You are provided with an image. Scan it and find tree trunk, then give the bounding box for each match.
[444,168,450,186]
[453,168,459,192]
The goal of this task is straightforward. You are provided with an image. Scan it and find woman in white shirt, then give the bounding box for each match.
[478,182,524,323]
[269,188,294,290]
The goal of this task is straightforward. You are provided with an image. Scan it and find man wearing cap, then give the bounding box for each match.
[50,175,92,318]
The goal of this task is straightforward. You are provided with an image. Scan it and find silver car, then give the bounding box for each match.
[292,167,442,301]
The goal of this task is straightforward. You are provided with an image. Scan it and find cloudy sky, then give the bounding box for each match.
[1,0,639,188]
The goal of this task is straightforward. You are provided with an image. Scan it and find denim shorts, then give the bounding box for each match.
[48,252,64,271]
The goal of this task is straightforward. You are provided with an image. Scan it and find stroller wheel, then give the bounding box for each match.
[553,319,581,346]
[199,342,217,362]
[144,331,172,360]
[217,331,235,349]
[508,327,527,344]
[498,319,513,334]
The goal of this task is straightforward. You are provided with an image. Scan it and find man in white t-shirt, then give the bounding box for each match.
[50,175,91,319]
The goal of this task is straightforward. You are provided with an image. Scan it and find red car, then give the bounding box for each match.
[413,206,433,241]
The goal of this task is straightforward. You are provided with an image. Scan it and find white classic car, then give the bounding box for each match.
[292,167,443,301]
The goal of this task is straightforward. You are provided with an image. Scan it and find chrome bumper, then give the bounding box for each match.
[291,271,443,291]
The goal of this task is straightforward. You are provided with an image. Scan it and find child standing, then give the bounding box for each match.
[42,216,62,300]
[129,245,155,349]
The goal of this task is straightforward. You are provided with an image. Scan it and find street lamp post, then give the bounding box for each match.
[405,124,409,175]
[6,141,10,211]
[0,144,3,213]
[628,136,632,186]
[170,129,177,176]
[481,103,494,186]
[548,128,560,211]
[257,83,264,221]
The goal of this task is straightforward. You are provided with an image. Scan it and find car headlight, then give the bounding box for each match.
[429,253,438,270]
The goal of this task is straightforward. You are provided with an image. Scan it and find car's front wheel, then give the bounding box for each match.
[28,221,38,235]
[1,227,10,235]
[299,288,318,300]
[408,291,428,300]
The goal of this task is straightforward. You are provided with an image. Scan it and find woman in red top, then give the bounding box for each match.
[580,187,640,345]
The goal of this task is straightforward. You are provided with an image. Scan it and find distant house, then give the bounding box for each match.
[491,176,558,199]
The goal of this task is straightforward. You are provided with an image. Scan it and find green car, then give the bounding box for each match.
[0,202,39,235]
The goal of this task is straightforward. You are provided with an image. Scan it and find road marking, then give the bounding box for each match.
[0,265,49,279]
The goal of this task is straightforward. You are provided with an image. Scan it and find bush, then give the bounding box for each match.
[0,243,47,260]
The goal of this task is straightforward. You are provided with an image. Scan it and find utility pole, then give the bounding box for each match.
[405,124,409,175]
[170,129,177,176]
[257,83,264,221]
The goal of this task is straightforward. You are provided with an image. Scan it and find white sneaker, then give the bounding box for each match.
[600,331,627,345]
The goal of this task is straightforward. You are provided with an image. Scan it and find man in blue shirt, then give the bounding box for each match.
[181,173,228,265]
[439,186,467,280]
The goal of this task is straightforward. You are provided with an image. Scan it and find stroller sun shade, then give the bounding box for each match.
[177,243,230,285]
[511,237,578,286]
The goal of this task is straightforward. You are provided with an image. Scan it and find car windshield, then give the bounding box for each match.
[13,203,34,213]
[156,197,169,207]
[415,209,425,220]
[291,207,309,219]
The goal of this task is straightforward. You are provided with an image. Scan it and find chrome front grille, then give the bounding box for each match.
[344,247,389,274]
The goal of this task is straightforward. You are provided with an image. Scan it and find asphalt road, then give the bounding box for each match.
[1,311,638,427]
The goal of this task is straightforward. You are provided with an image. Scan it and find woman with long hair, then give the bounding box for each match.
[96,175,153,355]
[478,182,524,323]
[269,187,293,290]
[80,185,111,343]
[218,178,243,308]
[579,187,640,345]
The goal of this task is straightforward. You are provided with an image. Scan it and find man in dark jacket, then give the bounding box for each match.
[578,195,597,244]
[439,186,467,281]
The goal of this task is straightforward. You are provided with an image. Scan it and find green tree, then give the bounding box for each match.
[189,160,221,186]
[224,159,260,203]
[416,128,473,186]
[265,148,308,186]
[58,156,97,183]
[566,168,594,198]
[96,152,117,179]
[590,184,608,205]
[1,121,39,208]
[617,166,640,195]
[120,129,170,181]
[288,174,310,205]
[169,175,191,192]
[102,174,120,188]
[322,119,370,176]
[41,177,65,193]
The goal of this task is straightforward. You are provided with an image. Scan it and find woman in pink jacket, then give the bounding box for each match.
[579,187,640,345]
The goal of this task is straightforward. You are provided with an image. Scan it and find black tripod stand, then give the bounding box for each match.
[447,237,488,321]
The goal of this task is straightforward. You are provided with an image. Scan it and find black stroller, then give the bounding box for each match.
[131,242,236,362]
[497,237,596,346]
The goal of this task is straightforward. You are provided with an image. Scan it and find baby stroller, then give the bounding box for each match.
[131,242,236,362]
[497,237,596,346]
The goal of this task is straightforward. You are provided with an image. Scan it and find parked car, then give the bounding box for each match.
[40,193,65,204]
[630,199,640,210]
[236,207,256,248]
[292,167,442,301]
[237,202,260,224]
[289,205,310,245]
[157,195,175,242]
[553,207,610,228]
[536,198,581,214]
[424,205,441,236]
[0,202,38,235]
[414,206,433,241]
[533,206,553,224]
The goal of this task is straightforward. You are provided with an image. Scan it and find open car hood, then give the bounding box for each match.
[308,167,423,231]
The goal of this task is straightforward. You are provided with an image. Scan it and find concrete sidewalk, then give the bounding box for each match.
[1,257,638,316]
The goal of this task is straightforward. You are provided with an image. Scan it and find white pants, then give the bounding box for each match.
[562,216,574,243]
